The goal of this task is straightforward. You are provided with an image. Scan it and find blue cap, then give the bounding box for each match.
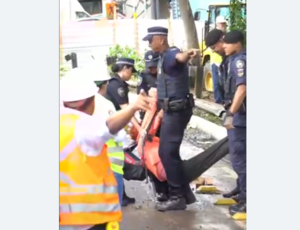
[116,57,137,73]
[144,50,160,68]
[142,26,168,41]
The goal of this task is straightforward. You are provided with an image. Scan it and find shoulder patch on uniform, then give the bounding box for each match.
[117,87,125,97]
[137,76,143,86]
[237,68,244,77]
[236,60,245,69]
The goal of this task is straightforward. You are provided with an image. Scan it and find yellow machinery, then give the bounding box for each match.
[194,3,246,92]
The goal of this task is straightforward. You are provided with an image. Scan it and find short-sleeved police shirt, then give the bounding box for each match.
[137,71,157,95]
[161,47,186,77]
[229,52,246,127]
[106,75,129,107]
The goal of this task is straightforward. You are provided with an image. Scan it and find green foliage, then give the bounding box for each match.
[60,66,69,79]
[229,0,247,46]
[108,45,146,78]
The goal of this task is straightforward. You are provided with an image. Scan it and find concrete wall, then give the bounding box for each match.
[60,19,205,69]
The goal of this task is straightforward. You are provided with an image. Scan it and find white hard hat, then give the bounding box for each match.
[60,68,99,102]
[87,60,111,82]
[216,16,227,24]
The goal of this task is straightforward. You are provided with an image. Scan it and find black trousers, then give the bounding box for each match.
[87,224,107,230]
[158,108,192,197]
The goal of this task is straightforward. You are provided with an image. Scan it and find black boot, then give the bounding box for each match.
[156,193,168,202]
[156,196,187,212]
[223,187,240,198]
[123,190,135,205]
[231,194,242,202]
[183,185,197,205]
[229,200,246,216]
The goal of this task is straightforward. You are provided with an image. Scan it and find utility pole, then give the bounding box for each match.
[177,0,203,98]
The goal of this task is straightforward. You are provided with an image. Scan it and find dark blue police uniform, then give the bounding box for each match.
[137,50,159,121]
[105,57,137,207]
[137,50,159,94]
[226,51,246,199]
[219,30,246,214]
[106,58,136,111]
[143,26,196,211]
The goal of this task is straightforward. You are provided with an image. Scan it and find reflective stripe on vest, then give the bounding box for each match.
[60,113,122,226]
[60,139,120,214]
[107,139,124,175]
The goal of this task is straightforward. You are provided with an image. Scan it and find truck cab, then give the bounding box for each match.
[194,2,246,92]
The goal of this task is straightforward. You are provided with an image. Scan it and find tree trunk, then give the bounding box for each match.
[177,0,203,98]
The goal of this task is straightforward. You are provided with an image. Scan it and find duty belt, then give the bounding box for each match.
[160,93,195,112]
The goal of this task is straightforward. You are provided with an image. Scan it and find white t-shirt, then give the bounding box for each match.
[60,107,113,230]
[93,94,127,143]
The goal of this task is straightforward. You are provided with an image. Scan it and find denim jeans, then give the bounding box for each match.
[211,63,222,103]
[113,172,124,205]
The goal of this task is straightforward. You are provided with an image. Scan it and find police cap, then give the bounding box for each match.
[144,50,160,68]
[116,57,137,73]
[204,29,224,47]
[142,26,168,41]
[223,30,244,44]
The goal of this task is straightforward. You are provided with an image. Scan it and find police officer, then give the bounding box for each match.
[137,50,159,94]
[105,57,139,206]
[142,26,198,211]
[207,30,247,215]
[205,29,243,200]
[137,50,159,120]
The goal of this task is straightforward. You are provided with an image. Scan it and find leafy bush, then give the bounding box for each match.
[60,66,69,79]
[229,0,247,46]
[108,45,146,79]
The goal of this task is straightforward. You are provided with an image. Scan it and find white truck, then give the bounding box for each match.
[60,0,92,22]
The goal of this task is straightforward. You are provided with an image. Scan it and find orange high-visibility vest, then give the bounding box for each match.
[59,113,122,225]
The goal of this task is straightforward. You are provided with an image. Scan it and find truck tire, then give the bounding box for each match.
[204,61,213,92]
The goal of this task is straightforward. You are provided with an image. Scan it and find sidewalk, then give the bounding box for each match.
[128,91,227,141]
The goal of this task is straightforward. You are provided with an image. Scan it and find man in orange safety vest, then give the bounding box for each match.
[60,67,153,230]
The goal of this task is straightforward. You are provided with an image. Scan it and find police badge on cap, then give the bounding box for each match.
[144,50,160,69]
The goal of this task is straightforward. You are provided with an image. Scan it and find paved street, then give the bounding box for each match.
[120,140,246,230]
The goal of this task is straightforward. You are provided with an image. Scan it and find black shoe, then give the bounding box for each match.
[223,187,240,198]
[122,199,129,207]
[123,192,136,204]
[231,194,242,202]
[184,190,197,205]
[229,201,246,216]
[156,196,187,212]
[156,193,168,202]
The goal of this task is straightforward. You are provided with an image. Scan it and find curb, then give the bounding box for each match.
[128,80,225,120]
[128,92,226,141]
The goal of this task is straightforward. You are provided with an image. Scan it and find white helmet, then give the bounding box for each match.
[60,67,99,102]
[87,60,111,82]
[216,16,227,24]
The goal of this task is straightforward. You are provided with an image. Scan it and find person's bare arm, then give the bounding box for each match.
[229,85,246,114]
[120,104,141,132]
[175,49,199,63]
[106,91,151,134]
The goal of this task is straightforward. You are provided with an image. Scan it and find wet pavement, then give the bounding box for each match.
[121,137,246,230]
[124,93,245,229]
